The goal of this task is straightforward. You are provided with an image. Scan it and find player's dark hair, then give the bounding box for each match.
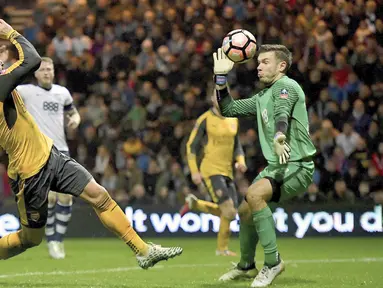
[258,45,292,73]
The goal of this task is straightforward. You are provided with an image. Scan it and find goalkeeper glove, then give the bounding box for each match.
[274,132,291,165]
[213,48,234,86]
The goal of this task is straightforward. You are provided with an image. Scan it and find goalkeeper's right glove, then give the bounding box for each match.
[213,48,234,86]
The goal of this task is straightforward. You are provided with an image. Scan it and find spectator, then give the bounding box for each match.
[93,145,111,179]
[302,183,327,204]
[51,29,72,64]
[336,122,361,157]
[154,187,177,207]
[117,157,144,196]
[349,99,371,137]
[129,184,153,206]
[328,179,355,204]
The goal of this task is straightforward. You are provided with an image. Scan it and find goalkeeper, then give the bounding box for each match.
[213,45,316,287]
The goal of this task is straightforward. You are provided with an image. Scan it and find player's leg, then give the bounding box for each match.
[0,176,48,259]
[0,225,45,259]
[79,180,148,253]
[79,180,182,268]
[50,148,182,269]
[179,193,221,217]
[54,151,73,247]
[246,177,284,288]
[54,193,72,258]
[45,191,57,242]
[46,190,63,259]
[246,177,277,265]
[219,199,259,281]
[205,175,237,256]
[238,200,259,269]
[248,163,314,287]
[216,198,236,255]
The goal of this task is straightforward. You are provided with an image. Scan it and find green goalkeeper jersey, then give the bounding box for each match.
[218,75,316,165]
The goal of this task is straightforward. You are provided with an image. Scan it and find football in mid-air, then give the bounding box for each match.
[222,29,257,63]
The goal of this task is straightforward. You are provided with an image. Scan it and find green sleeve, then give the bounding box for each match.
[273,80,299,132]
[217,88,257,117]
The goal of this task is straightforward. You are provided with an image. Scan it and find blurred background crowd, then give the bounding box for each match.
[0,0,382,207]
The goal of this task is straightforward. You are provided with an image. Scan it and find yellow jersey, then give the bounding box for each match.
[186,109,245,179]
[0,30,52,180]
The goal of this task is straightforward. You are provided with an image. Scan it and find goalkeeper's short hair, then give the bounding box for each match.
[258,44,292,73]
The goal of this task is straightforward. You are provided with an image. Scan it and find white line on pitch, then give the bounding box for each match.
[1,257,383,279]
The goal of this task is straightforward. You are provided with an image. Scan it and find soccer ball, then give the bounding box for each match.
[222,29,257,63]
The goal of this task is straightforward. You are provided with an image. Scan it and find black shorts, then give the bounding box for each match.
[203,175,238,206]
[9,146,93,228]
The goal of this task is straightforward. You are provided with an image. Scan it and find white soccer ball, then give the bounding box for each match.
[222,29,257,63]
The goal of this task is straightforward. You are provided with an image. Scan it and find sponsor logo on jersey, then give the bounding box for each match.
[262,108,269,124]
[43,101,59,112]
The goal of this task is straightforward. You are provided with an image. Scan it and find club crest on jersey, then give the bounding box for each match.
[280,89,289,99]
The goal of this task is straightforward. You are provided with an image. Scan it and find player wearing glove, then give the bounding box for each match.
[213,45,316,287]
[273,132,291,165]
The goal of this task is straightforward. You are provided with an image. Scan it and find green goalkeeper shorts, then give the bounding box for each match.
[252,161,315,203]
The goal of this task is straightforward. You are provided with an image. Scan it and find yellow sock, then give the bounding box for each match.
[94,195,148,255]
[217,216,231,251]
[0,231,23,259]
[195,200,221,216]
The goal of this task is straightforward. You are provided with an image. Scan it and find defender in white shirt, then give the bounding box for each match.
[17,57,81,259]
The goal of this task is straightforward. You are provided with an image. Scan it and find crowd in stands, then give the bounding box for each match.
[0,0,383,207]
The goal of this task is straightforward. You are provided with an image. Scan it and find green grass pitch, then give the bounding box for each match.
[1,238,382,288]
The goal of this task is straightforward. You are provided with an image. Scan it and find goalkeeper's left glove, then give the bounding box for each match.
[273,132,291,165]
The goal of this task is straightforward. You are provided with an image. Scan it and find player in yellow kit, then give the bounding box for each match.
[181,103,247,256]
[0,19,182,268]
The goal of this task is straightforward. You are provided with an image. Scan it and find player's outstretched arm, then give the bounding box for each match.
[213,48,257,117]
[215,87,257,117]
[0,19,41,101]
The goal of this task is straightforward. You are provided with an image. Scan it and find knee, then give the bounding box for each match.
[19,228,43,249]
[246,191,262,204]
[47,192,57,207]
[245,179,273,209]
[57,194,73,206]
[246,186,266,208]
[221,207,237,221]
[238,204,252,222]
[219,199,236,221]
[81,180,111,209]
